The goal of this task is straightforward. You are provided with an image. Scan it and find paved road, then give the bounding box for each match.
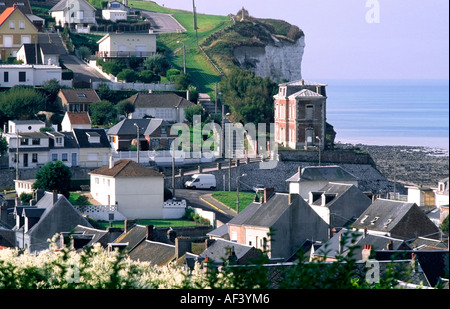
[141,10,186,33]
[174,189,235,224]
[60,54,110,86]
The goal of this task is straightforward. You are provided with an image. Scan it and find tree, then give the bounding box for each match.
[96,83,115,102]
[184,104,206,124]
[0,134,7,156]
[220,68,277,125]
[41,79,61,112]
[32,160,72,198]
[117,69,138,82]
[143,53,170,76]
[0,86,46,120]
[171,73,191,90]
[116,100,135,118]
[90,100,117,126]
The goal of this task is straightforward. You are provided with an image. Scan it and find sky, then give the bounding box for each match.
[156,0,449,81]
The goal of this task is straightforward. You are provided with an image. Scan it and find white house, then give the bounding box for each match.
[49,0,97,30]
[0,64,61,87]
[61,112,92,132]
[89,159,165,219]
[96,32,157,59]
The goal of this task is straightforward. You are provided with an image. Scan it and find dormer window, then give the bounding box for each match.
[87,132,100,143]
[77,93,86,98]
[360,215,369,223]
[384,218,392,227]
[370,217,380,225]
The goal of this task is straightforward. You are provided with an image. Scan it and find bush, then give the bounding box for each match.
[117,69,139,82]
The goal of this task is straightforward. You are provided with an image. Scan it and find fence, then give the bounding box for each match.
[112,150,219,166]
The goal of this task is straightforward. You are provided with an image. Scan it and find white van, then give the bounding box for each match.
[185,174,216,190]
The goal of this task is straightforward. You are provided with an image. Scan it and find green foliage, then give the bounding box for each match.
[32,161,72,198]
[101,60,127,76]
[212,191,257,212]
[143,54,171,76]
[117,69,139,82]
[76,46,92,60]
[116,100,135,118]
[96,83,115,102]
[441,215,449,234]
[138,70,159,83]
[184,104,206,124]
[90,100,117,126]
[19,192,33,204]
[171,73,192,90]
[0,135,7,156]
[40,79,62,112]
[0,86,46,120]
[220,68,277,124]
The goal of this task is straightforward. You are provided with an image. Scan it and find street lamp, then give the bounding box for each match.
[236,173,247,214]
[134,123,140,164]
[177,41,186,74]
[316,136,321,166]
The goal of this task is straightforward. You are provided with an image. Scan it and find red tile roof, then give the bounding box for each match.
[66,112,91,125]
[0,6,16,27]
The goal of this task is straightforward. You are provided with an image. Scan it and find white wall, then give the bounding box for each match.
[0,65,61,87]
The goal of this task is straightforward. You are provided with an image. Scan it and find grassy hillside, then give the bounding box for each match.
[129,1,231,94]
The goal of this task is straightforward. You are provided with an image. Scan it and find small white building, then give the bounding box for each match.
[0,64,61,87]
[61,112,92,132]
[102,9,127,22]
[96,32,157,59]
[89,159,165,219]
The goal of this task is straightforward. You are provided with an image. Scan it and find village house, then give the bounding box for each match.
[56,88,101,112]
[13,190,93,252]
[351,198,441,240]
[308,182,372,233]
[107,118,176,151]
[209,187,329,261]
[0,1,44,31]
[3,119,111,169]
[0,63,62,87]
[0,3,38,59]
[61,111,92,132]
[96,31,157,59]
[16,42,60,65]
[125,92,195,123]
[274,79,328,150]
[286,165,359,200]
[89,159,165,219]
[49,0,97,32]
[435,177,449,207]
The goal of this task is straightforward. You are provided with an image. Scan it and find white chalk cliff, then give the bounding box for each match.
[233,35,305,83]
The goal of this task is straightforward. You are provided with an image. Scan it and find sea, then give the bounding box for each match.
[322,79,449,151]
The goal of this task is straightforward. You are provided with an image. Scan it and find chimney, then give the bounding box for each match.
[175,237,192,259]
[52,190,58,205]
[361,244,372,261]
[363,228,367,238]
[205,238,215,248]
[338,233,343,255]
[124,219,136,233]
[263,186,275,203]
[301,79,305,86]
[386,240,393,250]
[15,197,20,206]
[411,253,417,272]
[145,225,154,241]
[109,155,114,169]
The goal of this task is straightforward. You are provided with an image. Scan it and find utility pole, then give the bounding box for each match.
[236,173,247,214]
[134,123,140,164]
[172,143,175,198]
[16,130,19,181]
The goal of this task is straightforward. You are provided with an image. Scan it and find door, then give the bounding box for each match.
[135,45,146,57]
[23,153,28,167]
[72,153,77,166]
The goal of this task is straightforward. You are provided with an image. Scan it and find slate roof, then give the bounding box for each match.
[243,193,290,228]
[89,159,164,178]
[0,1,33,15]
[111,224,172,252]
[72,225,123,248]
[310,182,355,207]
[199,238,260,265]
[107,118,149,136]
[49,0,96,12]
[126,92,194,109]
[72,128,110,148]
[286,165,358,183]
[128,240,176,265]
[289,89,324,99]
[312,228,410,261]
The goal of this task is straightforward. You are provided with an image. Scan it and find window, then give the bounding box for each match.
[9,21,14,29]
[3,72,8,83]
[52,153,58,161]
[56,137,63,145]
[19,21,25,29]
[306,105,314,120]
[32,153,38,163]
[95,178,99,184]
[62,153,68,161]
[19,72,26,82]
[20,138,28,146]
[370,217,380,225]
[32,138,40,145]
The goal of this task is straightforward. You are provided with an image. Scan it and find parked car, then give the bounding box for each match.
[185,174,216,190]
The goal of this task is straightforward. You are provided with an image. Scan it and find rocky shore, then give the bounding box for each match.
[346,144,449,188]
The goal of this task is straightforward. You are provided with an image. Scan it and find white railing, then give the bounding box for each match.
[73,204,127,221]
[111,150,219,166]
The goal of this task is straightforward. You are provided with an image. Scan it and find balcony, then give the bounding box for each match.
[96,51,156,59]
